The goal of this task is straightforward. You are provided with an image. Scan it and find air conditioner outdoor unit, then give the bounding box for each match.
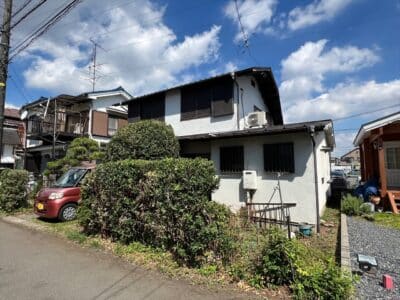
[246,111,267,128]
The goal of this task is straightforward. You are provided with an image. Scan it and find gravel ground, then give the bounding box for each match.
[347,216,400,300]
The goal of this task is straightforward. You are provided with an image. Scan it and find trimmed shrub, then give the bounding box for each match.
[45,137,104,177]
[105,120,179,161]
[0,169,29,212]
[79,158,234,266]
[341,194,364,216]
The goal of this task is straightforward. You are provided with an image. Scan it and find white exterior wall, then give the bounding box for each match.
[315,131,331,217]
[87,94,128,144]
[210,132,320,225]
[164,75,269,137]
[1,144,15,164]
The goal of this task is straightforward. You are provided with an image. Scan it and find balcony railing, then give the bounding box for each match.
[27,119,87,136]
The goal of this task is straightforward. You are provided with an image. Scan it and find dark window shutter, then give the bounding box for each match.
[264,143,294,173]
[195,86,212,118]
[181,87,197,121]
[220,146,244,172]
[128,101,140,122]
[141,93,165,121]
[212,80,233,117]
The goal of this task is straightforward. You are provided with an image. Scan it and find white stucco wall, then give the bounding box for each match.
[1,144,15,164]
[315,131,331,217]
[209,132,323,225]
[163,75,270,137]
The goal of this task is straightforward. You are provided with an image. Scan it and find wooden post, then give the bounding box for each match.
[378,137,387,197]
[360,144,365,181]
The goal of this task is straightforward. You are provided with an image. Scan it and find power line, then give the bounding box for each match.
[11,0,47,29]
[9,0,84,61]
[333,103,400,122]
[12,0,32,17]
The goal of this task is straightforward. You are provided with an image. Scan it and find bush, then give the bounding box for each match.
[45,137,104,177]
[341,194,364,216]
[0,169,29,212]
[79,158,234,266]
[292,259,353,300]
[248,229,353,299]
[252,228,298,287]
[105,120,179,161]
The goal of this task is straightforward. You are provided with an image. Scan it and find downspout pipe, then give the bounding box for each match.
[232,73,240,130]
[308,125,321,234]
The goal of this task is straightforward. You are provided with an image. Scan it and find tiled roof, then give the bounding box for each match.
[4,108,20,119]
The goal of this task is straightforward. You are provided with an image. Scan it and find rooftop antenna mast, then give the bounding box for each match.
[88,39,107,92]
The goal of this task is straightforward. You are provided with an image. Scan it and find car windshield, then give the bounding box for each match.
[348,170,360,176]
[53,168,87,188]
[331,170,345,177]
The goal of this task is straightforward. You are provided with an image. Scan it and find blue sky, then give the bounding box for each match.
[3,0,400,155]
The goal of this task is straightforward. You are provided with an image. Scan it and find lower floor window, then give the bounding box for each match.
[264,143,295,173]
[220,146,244,172]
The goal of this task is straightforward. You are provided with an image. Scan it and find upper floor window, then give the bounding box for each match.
[181,78,233,121]
[108,116,118,136]
[220,146,244,173]
[264,143,294,173]
[128,93,165,122]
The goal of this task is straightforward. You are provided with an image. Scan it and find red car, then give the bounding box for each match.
[34,166,93,221]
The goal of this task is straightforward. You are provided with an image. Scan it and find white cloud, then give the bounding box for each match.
[285,79,400,122]
[224,0,277,42]
[5,102,20,109]
[278,40,400,156]
[11,0,222,96]
[287,0,352,31]
[280,39,379,105]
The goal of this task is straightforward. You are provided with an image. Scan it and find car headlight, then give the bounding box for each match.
[48,192,64,200]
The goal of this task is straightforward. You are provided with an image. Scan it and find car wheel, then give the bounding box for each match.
[58,203,77,221]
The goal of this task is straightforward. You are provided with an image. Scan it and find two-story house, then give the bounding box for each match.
[21,87,130,173]
[0,108,25,169]
[124,67,335,228]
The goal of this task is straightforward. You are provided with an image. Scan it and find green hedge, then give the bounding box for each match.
[105,120,180,161]
[0,169,29,212]
[79,158,234,266]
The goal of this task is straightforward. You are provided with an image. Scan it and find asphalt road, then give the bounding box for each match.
[0,220,249,300]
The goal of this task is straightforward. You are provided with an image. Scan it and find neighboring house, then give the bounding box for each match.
[124,67,335,227]
[354,111,400,213]
[340,148,360,167]
[21,87,130,173]
[0,108,25,169]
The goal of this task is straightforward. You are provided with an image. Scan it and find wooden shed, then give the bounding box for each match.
[354,111,400,213]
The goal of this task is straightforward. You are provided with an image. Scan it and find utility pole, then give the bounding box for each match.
[0,0,13,160]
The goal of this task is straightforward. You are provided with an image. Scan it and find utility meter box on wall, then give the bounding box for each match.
[243,170,257,190]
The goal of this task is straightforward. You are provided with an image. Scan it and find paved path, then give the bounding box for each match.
[347,216,400,300]
[0,220,251,300]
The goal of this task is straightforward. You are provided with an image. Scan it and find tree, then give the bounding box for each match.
[105,120,180,161]
[45,137,104,176]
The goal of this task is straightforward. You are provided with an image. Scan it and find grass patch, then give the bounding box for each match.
[373,213,400,230]
[299,207,340,261]
[66,230,87,244]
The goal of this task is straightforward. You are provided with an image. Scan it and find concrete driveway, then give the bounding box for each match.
[0,220,251,300]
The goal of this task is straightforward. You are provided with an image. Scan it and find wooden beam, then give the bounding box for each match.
[378,137,387,197]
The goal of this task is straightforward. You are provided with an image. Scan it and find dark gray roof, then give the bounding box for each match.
[2,128,21,145]
[124,66,284,125]
[178,119,333,141]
